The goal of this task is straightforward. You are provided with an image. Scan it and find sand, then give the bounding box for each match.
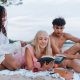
[0,69,65,80]
[0,69,80,80]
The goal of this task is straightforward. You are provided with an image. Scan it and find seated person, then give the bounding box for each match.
[50,17,80,73]
[50,17,80,59]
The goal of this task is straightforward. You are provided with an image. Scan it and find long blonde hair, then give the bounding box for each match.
[31,30,52,58]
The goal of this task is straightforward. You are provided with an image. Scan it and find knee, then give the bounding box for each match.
[71,59,80,73]
[75,43,80,48]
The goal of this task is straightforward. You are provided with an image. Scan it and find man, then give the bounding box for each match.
[49,17,80,73]
[50,17,80,59]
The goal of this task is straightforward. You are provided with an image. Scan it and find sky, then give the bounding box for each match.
[5,0,80,41]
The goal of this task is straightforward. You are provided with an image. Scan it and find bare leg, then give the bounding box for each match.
[63,43,80,59]
[60,59,80,73]
[64,43,80,55]
[2,54,21,70]
[69,59,80,73]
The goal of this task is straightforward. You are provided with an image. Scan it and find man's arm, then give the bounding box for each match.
[65,33,80,43]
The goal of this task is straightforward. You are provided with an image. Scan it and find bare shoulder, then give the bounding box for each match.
[63,32,70,36]
[63,33,72,40]
[64,33,80,42]
[25,44,34,53]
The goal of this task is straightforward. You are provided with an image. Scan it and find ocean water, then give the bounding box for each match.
[5,0,80,41]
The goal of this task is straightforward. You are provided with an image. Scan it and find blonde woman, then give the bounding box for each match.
[25,30,52,70]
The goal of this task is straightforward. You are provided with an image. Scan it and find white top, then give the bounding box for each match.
[0,32,9,64]
[0,32,9,45]
[0,32,22,64]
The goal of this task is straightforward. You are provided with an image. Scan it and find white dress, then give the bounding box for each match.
[0,32,9,64]
[0,32,23,64]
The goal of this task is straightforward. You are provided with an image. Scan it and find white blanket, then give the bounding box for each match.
[0,69,80,80]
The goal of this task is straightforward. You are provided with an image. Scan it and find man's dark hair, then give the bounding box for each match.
[37,57,54,67]
[52,17,66,26]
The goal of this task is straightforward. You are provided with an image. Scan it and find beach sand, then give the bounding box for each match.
[0,69,64,80]
[0,69,80,80]
[0,75,58,80]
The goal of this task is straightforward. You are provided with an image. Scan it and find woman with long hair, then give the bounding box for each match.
[25,30,52,70]
[0,5,20,70]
